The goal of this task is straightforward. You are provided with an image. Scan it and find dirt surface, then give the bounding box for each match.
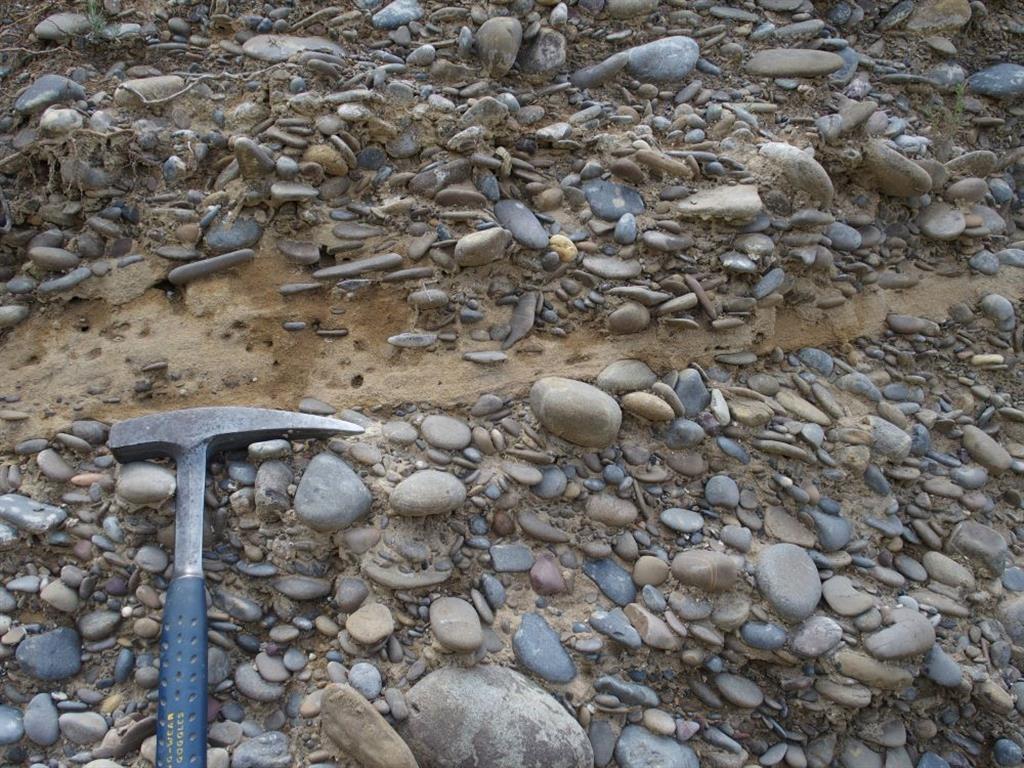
[0,265,1020,443]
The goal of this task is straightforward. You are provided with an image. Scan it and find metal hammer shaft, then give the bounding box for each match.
[173,444,207,579]
[157,443,208,768]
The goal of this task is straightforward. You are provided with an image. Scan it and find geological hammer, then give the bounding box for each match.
[109,407,363,768]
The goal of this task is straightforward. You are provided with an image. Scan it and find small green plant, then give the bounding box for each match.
[951,81,966,125]
[917,81,968,161]
[86,0,106,35]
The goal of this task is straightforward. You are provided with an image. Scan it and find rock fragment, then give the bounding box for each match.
[399,667,593,767]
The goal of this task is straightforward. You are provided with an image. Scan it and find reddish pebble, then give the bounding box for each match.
[529,555,566,595]
[491,510,515,536]
[73,539,94,561]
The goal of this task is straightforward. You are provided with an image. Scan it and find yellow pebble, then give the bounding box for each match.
[100,693,123,715]
[971,354,1004,366]
[549,234,577,261]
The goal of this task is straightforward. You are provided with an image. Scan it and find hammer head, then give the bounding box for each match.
[108,406,364,462]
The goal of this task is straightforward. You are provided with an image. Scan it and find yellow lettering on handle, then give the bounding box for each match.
[163,710,187,765]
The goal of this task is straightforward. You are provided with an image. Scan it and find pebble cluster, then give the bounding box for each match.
[1,0,1024,767]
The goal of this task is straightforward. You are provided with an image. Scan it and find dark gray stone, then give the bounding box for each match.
[664,418,705,449]
[753,267,785,299]
[838,372,882,402]
[57,711,107,744]
[583,558,637,605]
[809,508,852,551]
[494,199,549,249]
[615,725,699,768]
[740,621,788,650]
[970,250,1000,274]
[830,44,860,86]
[215,589,263,623]
[968,63,1024,100]
[209,647,232,686]
[614,213,638,244]
[0,706,23,746]
[595,676,659,706]
[204,218,263,254]
[589,609,642,650]
[1004,567,1024,592]
[825,223,861,252]
[583,179,645,221]
[272,576,331,600]
[15,628,81,680]
[166,248,256,284]
[531,466,568,499]
[480,573,506,609]
[513,612,577,683]
[234,665,284,702]
[798,347,834,376]
[994,738,1023,767]
[571,51,629,89]
[589,720,617,768]
[659,507,704,534]
[948,520,1009,575]
[674,369,710,416]
[335,577,370,612]
[254,460,291,515]
[14,74,86,114]
[863,609,935,659]
[998,248,1024,268]
[909,424,931,456]
[951,465,988,489]
[114,648,135,684]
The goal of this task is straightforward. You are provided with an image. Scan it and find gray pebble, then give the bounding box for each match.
[231,731,292,768]
[513,613,577,683]
[0,493,67,533]
[134,544,169,573]
[235,664,285,702]
[0,706,24,746]
[756,544,822,623]
[491,543,535,572]
[348,662,383,699]
[615,725,698,768]
[583,558,637,606]
[58,711,108,744]
[294,453,371,531]
[740,621,788,651]
[16,627,81,680]
[23,693,59,746]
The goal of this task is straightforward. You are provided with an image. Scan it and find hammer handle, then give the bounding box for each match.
[158,575,208,768]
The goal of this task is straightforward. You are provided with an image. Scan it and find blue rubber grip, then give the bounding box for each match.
[158,576,208,768]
